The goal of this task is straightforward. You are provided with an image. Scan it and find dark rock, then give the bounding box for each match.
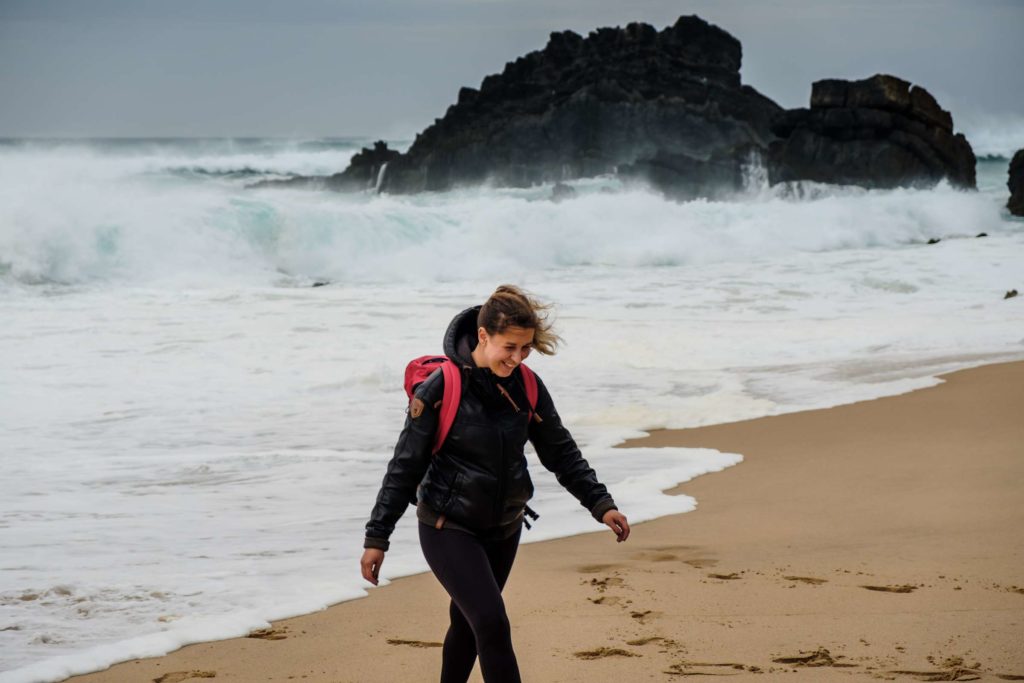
[620,144,763,201]
[250,140,400,191]
[359,15,781,194]
[1008,149,1024,216]
[976,232,988,237]
[325,140,401,192]
[768,74,976,190]
[551,182,577,202]
[927,238,941,244]
[1005,289,1018,299]
[909,87,954,132]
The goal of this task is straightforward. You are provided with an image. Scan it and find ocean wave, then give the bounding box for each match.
[0,139,1017,288]
[0,182,1011,289]
[160,166,294,179]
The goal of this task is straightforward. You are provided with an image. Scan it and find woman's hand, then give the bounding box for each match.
[360,548,385,585]
[602,509,630,542]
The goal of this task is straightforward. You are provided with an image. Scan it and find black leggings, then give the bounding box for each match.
[418,522,522,683]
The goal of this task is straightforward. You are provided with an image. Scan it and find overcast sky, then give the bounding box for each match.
[1,0,1021,139]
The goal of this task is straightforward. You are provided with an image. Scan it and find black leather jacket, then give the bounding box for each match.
[364,306,617,550]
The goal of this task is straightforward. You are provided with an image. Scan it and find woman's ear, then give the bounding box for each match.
[477,327,489,346]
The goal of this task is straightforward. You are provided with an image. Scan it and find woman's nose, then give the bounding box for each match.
[511,349,523,363]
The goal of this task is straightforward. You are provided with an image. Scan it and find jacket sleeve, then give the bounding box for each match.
[528,373,617,522]
[363,371,443,551]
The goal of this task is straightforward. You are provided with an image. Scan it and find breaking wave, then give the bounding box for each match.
[0,138,1017,289]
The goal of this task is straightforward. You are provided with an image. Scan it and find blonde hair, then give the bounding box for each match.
[477,284,561,356]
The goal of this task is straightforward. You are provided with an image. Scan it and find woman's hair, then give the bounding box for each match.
[477,284,561,355]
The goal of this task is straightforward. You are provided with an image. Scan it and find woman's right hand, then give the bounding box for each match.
[360,548,385,585]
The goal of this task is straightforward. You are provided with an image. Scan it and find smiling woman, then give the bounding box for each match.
[472,324,534,377]
[360,284,630,683]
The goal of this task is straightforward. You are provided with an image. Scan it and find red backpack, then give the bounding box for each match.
[404,355,539,454]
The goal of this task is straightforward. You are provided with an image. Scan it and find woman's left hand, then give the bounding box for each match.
[602,509,630,542]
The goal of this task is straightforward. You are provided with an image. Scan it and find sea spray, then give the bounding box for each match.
[0,140,1013,288]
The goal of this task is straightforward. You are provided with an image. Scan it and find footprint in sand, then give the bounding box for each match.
[861,584,917,593]
[631,551,679,562]
[707,572,742,581]
[586,576,624,593]
[584,575,629,606]
[773,647,857,668]
[889,656,990,681]
[783,576,828,585]
[631,547,724,571]
[153,672,216,683]
[386,638,443,648]
[588,595,625,606]
[626,636,664,646]
[246,627,288,640]
[682,558,719,569]
[577,563,618,574]
[627,636,684,652]
[664,661,761,676]
[574,647,641,660]
[889,666,983,680]
[630,610,662,624]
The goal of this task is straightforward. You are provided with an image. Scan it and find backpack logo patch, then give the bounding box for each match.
[409,398,425,419]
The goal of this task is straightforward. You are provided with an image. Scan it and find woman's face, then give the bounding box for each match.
[475,326,534,377]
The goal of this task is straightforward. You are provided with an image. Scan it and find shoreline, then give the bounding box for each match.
[59,359,1024,682]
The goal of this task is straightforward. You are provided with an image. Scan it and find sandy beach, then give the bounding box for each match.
[67,359,1024,683]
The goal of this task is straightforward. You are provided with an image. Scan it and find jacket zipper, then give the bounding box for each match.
[494,429,505,525]
[492,382,519,525]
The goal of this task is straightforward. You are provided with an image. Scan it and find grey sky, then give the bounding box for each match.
[1,0,1021,139]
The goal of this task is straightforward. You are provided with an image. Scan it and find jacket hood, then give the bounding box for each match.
[443,305,481,367]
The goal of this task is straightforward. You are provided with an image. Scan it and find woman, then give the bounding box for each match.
[361,285,630,683]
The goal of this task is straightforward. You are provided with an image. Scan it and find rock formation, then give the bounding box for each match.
[250,140,400,191]
[352,16,781,195]
[254,20,985,200]
[325,141,402,192]
[768,74,976,190]
[1008,149,1024,216]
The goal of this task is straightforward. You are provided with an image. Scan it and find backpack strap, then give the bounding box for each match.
[432,361,537,455]
[432,361,462,455]
[519,364,542,529]
[519,363,540,423]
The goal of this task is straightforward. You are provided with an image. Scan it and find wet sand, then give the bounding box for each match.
[68,360,1024,682]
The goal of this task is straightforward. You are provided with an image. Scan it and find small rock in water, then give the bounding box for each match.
[1005,289,1018,299]
[927,237,941,244]
[976,232,987,237]
[312,280,330,288]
